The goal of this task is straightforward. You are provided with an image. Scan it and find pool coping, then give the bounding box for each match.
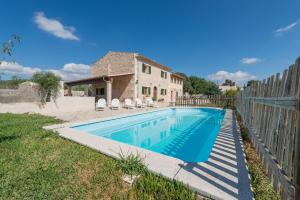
[44,107,253,200]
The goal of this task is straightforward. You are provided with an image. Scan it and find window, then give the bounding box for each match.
[161,89,167,95]
[161,71,167,79]
[96,88,105,95]
[142,86,151,95]
[142,64,151,74]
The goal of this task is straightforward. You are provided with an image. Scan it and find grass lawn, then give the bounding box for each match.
[0,113,196,200]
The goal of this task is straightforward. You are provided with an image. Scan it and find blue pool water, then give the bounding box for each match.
[73,108,225,162]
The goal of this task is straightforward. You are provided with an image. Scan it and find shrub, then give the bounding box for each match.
[31,72,61,104]
[117,152,147,178]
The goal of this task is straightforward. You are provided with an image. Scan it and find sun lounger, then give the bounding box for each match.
[135,98,146,108]
[124,98,135,109]
[96,98,106,110]
[111,98,120,110]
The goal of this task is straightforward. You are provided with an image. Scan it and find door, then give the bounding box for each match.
[153,86,157,100]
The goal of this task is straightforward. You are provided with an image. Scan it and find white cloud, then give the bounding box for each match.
[274,19,300,34]
[208,70,256,85]
[0,61,91,81]
[0,61,41,76]
[241,57,261,65]
[34,12,79,40]
[50,63,91,80]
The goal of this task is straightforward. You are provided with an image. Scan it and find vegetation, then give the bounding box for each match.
[134,172,196,200]
[246,80,259,87]
[71,85,85,91]
[234,109,280,200]
[118,152,147,178]
[0,34,21,80]
[31,72,61,104]
[0,113,196,199]
[222,79,235,86]
[225,88,239,98]
[0,34,21,61]
[175,72,221,95]
[0,75,27,89]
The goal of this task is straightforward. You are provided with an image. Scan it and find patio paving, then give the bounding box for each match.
[47,108,253,200]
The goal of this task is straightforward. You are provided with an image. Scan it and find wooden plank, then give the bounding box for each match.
[235,57,300,200]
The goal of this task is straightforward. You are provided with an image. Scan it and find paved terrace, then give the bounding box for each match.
[45,109,253,200]
[0,101,169,122]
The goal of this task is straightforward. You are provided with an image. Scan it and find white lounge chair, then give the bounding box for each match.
[124,98,135,109]
[135,98,146,108]
[111,98,120,110]
[146,98,158,108]
[146,99,154,107]
[96,98,106,110]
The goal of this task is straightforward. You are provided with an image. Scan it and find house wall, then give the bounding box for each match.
[136,61,171,102]
[92,52,135,76]
[91,51,183,103]
[111,75,135,101]
[169,79,183,102]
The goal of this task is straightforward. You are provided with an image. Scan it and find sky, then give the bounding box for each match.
[1,0,300,85]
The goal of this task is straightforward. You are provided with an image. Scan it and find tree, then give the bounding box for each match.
[225,88,239,98]
[175,72,193,94]
[0,34,21,63]
[31,72,61,104]
[176,74,221,96]
[222,79,235,86]
[247,80,258,87]
[0,34,21,80]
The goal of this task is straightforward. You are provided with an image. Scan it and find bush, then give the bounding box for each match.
[31,72,61,104]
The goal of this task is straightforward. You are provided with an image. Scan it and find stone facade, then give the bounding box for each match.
[92,51,135,76]
[91,51,184,103]
[169,74,184,102]
[0,81,41,103]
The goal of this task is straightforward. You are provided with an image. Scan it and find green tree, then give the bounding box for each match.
[188,76,221,95]
[175,72,193,94]
[10,75,25,87]
[0,34,21,80]
[225,88,239,98]
[31,72,61,104]
[0,34,21,63]
[247,80,258,87]
[222,79,235,86]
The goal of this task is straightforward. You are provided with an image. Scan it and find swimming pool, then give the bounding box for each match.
[73,108,225,162]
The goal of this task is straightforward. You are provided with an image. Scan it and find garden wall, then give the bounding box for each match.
[0,96,95,116]
[235,57,300,200]
[0,81,40,103]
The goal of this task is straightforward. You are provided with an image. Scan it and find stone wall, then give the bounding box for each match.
[92,51,135,76]
[0,82,40,103]
[0,96,95,121]
[112,75,135,101]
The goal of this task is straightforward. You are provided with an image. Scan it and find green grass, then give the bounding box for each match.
[0,113,196,200]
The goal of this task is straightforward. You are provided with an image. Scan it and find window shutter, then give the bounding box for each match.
[149,66,151,74]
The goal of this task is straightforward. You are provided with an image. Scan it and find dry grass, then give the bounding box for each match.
[235,110,280,200]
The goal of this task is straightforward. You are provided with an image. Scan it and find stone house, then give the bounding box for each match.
[65,51,184,105]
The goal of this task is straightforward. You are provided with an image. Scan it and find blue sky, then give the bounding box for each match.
[1,0,300,85]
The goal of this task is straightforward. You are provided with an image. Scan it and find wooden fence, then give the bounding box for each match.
[175,95,234,107]
[235,57,300,199]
